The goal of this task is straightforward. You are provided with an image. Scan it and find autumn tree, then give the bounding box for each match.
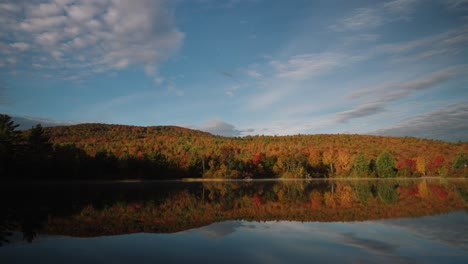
[335,149,352,176]
[322,149,336,176]
[376,151,396,178]
[415,156,426,176]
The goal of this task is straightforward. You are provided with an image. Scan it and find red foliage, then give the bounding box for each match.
[429,185,448,200]
[253,152,266,166]
[396,158,416,172]
[253,194,262,206]
[397,185,419,199]
[427,155,445,173]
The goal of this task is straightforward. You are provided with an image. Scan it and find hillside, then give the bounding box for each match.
[30,123,468,180]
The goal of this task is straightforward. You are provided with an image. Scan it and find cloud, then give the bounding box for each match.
[168,84,184,97]
[336,103,386,123]
[379,211,468,248]
[349,65,467,103]
[330,8,383,31]
[220,71,239,82]
[10,42,30,51]
[270,53,362,81]
[191,221,243,238]
[0,80,7,104]
[372,103,468,142]
[242,69,262,78]
[0,0,184,81]
[199,119,244,137]
[225,85,239,97]
[330,0,419,31]
[446,0,468,9]
[337,65,466,126]
[383,0,418,16]
[11,115,76,130]
[341,232,398,254]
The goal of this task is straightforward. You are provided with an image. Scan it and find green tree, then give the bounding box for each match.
[27,124,52,155]
[376,151,396,178]
[377,182,398,204]
[452,152,467,169]
[452,152,467,177]
[352,152,369,178]
[0,114,20,175]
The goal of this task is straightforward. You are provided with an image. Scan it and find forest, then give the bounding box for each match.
[1,114,467,180]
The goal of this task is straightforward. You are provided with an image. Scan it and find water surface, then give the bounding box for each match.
[1,179,467,263]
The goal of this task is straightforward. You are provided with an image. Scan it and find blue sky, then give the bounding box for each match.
[0,0,467,141]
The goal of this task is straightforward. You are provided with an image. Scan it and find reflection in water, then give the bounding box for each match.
[0,179,467,245]
[1,215,466,264]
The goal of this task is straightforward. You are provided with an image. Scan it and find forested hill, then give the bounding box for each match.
[33,123,468,180]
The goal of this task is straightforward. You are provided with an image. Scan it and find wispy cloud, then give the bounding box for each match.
[330,0,419,31]
[225,85,239,97]
[0,0,184,81]
[372,103,468,142]
[446,0,468,9]
[12,115,76,130]
[168,84,184,97]
[349,65,468,103]
[336,103,386,123]
[242,69,262,79]
[330,8,383,31]
[270,53,362,81]
[0,79,8,105]
[337,65,467,124]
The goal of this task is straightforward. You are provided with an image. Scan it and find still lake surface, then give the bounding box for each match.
[1,178,467,263]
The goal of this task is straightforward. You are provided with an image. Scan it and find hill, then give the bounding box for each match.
[33,123,468,180]
[1,115,467,180]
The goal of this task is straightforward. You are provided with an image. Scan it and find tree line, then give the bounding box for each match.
[1,114,467,180]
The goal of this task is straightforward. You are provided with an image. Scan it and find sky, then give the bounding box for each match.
[0,0,467,141]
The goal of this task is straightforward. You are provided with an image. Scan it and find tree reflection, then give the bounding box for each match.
[0,179,467,245]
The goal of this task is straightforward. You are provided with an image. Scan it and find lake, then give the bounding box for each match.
[1,178,467,263]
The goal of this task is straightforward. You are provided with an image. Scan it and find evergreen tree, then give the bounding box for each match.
[27,124,52,155]
[452,152,467,169]
[0,114,20,176]
[376,151,396,178]
[352,152,369,177]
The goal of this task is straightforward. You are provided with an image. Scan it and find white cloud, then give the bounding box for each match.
[10,42,30,51]
[0,0,184,81]
[66,4,99,21]
[330,0,419,31]
[242,69,262,78]
[168,84,184,97]
[225,85,239,97]
[27,2,63,17]
[330,8,383,31]
[12,115,76,130]
[270,53,361,81]
[383,0,418,16]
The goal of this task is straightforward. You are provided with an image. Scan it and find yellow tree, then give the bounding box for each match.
[416,156,426,176]
[322,149,336,176]
[336,150,352,176]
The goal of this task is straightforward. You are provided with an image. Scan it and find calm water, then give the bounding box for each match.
[1,179,467,263]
